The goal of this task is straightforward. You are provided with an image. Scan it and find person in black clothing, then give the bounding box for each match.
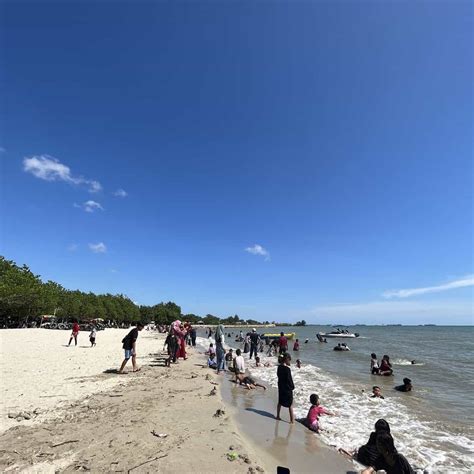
[395,378,412,392]
[276,353,295,423]
[190,327,197,346]
[118,322,144,373]
[361,432,415,474]
[249,328,260,359]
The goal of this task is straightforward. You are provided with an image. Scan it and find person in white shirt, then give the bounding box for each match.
[233,348,245,381]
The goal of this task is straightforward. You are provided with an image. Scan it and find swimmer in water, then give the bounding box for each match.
[371,386,384,399]
[296,359,301,368]
[305,338,309,343]
[395,378,412,392]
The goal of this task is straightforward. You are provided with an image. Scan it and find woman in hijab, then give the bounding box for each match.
[215,324,226,374]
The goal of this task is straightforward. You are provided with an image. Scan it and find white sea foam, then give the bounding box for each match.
[196,336,473,473]
[393,358,425,366]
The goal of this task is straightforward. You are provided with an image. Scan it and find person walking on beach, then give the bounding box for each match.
[89,325,97,347]
[276,353,295,423]
[215,324,226,374]
[118,322,144,373]
[249,328,260,359]
[67,321,80,346]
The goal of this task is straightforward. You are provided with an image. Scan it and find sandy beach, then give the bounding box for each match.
[0,328,355,473]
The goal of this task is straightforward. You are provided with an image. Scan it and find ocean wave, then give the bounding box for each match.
[393,358,425,366]
[196,337,473,473]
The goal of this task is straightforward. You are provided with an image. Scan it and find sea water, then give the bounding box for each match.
[199,325,474,472]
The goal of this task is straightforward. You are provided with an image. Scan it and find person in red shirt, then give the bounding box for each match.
[68,321,80,346]
[278,332,288,354]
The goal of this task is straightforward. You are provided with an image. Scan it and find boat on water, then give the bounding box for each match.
[317,329,359,340]
[263,332,296,341]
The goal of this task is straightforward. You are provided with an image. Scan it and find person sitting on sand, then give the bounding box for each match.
[371,386,384,399]
[395,378,412,392]
[225,348,234,363]
[67,321,80,347]
[305,393,335,432]
[237,373,267,390]
[361,432,415,474]
[293,339,300,351]
[276,353,295,423]
[339,419,391,468]
[118,322,144,373]
[207,343,216,356]
[208,353,217,369]
[379,355,393,376]
[370,353,379,375]
[89,325,97,347]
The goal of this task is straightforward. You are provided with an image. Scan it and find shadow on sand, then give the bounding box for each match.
[245,407,276,420]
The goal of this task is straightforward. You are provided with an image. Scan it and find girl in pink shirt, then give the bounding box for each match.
[306,394,335,432]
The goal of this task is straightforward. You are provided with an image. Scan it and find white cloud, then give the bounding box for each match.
[113,188,128,197]
[89,242,107,253]
[383,275,474,299]
[245,244,270,261]
[74,200,104,213]
[23,155,102,193]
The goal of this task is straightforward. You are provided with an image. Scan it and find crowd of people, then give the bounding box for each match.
[111,323,416,473]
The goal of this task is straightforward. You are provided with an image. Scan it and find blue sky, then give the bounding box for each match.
[1,1,472,324]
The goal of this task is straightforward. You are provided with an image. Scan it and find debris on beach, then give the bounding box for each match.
[226,452,238,461]
[7,409,40,422]
[209,387,217,396]
[151,430,168,438]
[213,408,225,418]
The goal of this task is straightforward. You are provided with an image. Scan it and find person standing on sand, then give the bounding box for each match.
[190,326,197,346]
[249,328,260,359]
[68,321,80,346]
[118,322,144,373]
[89,325,97,347]
[276,353,295,423]
[215,324,226,374]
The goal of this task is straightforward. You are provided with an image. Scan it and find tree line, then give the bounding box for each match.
[0,256,270,326]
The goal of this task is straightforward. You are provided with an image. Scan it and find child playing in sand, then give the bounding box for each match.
[305,393,335,432]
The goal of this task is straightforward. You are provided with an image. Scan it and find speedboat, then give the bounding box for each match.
[317,329,359,339]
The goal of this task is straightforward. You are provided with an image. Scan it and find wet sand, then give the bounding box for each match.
[221,373,356,473]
